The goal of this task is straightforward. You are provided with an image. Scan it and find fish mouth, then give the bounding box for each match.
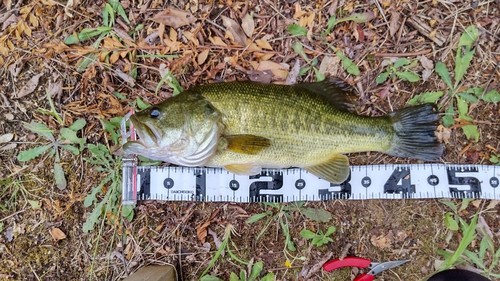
[130,115,160,146]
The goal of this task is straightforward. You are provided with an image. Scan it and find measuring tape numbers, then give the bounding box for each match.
[121,159,499,204]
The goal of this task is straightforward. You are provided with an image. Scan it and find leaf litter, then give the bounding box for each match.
[0,1,499,280]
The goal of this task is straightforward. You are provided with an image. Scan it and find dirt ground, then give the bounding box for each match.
[0,0,499,281]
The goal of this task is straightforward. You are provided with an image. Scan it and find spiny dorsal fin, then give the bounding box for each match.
[295,77,356,112]
[225,134,271,155]
[305,154,350,184]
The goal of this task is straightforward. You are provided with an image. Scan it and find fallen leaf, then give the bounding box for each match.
[152,6,196,28]
[50,227,67,241]
[389,10,400,37]
[47,80,63,98]
[257,61,289,80]
[15,73,43,98]
[241,13,254,37]
[8,61,22,77]
[0,133,14,144]
[64,0,74,17]
[3,0,12,10]
[286,59,301,85]
[197,49,209,65]
[115,69,135,86]
[221,16,247,46]
[196,220,211,243]
[419,55,434,70]
[248,70,273,83]
[255,39,273,50]
[209,36,227,47]
[370,232,393,249]
[435,125,451,144]
[0,143,17,151]
[318,55,341,78]
[1,13,18,31]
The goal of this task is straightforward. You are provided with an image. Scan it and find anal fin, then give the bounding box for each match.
[305,154,350,184]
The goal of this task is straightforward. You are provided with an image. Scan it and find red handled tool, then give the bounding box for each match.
[323,256,409,281]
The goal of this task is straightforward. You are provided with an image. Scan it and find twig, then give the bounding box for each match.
[406,16,446,46]
[373,49,432,57]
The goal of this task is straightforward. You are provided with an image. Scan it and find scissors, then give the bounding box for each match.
[323,256,410,281]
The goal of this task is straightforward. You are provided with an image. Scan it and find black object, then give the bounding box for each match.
[428,269,491,281]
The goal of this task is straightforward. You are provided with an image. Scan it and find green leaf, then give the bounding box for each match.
[314,68,325,82]
[458,92,479,103]
[116,4,130,25]
[322,16,337,36]
[122,205,135,221]
[458,198,473,212]
[440,200,458,213]
[435,62,453,89]
[69,118,87,131]
[240,270,246,281]
[60,144,80,155]
[462,125,479,142]
[287,24,307,37]
[229,272,240,281]
[260,272,275,281]
[135,97,150,110]
[23,121,54,141]
[442,103,455,127]
[17,144,52,161]
[407,91,444,105]
[28,200,41,209]
[393,58,410,68]
[245,212,269,224]
[441,215,478,270]
[456,97,468,117]
[336,51,360,76]
[458,25,479,47]
[300,229,316,240]
[292,41,307,60]
[482,89,500,103]
[490,154,499,164]
[103,3,113,26]
[60,128,84,144]
[336,12,375,24]
[77,53,98,73]
[325,226,336,236]
[300,207,332,222]
[200,275,224,281]
[444,212,459,231]
[463,250,485,270]
[395,71,420,82]
[54,161,67,190]
[454,48,474,87]
[375,72,389,84]
[249,261,263,281]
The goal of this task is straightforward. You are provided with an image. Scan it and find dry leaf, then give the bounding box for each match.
[115,69,135,86]
[286,59,301,85]
[370,232,393,249]
[257,61,289,80]
[47,80,63,98]
[209,36,227,47]
[50,227,67,241]
[15,73,43,98]
[2,13,18,31]
[435,125,451,144]
[221,16,247,46]
[319,55,341,78]
[196,220,211,243]
[64,0,74,17]
[255,39,273,50]
[248,70,273,83]
[419,56,434,81]
[389,11,400,37]
[197,49,209,65]
[3,0,12,10]
[241,13,254,37]
[0,133,14,144]
[152,6,196,29]
[0,143,16,151]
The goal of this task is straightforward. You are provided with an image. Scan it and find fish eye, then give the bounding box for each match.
[150,107,161,118]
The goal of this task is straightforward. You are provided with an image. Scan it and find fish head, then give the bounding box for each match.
[123,94,222,166]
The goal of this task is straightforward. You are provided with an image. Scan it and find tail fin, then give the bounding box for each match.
[387,104,443,161]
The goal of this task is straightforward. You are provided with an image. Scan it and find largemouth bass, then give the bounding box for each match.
[123,79,443,183]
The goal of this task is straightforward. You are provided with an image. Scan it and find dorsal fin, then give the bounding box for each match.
[295,77,356,112]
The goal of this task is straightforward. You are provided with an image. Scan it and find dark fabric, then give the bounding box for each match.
[428,269,491,281]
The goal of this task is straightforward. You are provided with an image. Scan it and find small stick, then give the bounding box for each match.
[373,49,432,57]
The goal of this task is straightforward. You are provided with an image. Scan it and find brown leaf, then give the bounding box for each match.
[255,39,273,50]
[435,125,451,144]
[115,69,135,86]
[248,70,273,83]
[152,6,196,29]
[256,61,289,80]
[50,227,67,241]
[241,13,254,37]
[15,73,43,98]
[196,220,211,243]
[1,13,18,31]
[221,16,247,46]
[209,36,227,47]
[389,10,400,37]
[197,49,209,65]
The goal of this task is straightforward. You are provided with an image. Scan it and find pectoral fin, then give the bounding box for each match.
[225,134,271,155]
[305,154,350,183]
[225,164,262,175]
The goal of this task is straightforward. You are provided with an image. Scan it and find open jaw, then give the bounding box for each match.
[129,116,160,147]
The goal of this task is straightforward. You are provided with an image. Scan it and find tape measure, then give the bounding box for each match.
[121,157,499,204]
